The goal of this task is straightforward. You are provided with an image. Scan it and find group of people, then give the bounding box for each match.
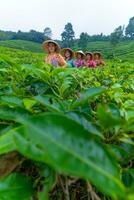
[43,40,105,68]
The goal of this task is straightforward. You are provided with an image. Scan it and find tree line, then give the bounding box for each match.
[0,27,52,43]
[0,16,134,50]
[60,16,134,50]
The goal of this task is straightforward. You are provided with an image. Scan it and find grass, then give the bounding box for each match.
[0,40,43,53]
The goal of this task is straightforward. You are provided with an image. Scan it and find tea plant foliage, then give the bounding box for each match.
[0,55,134,199]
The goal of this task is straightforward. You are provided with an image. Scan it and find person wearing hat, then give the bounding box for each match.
[84,52,96,68]
[75,50,85,67]
[61,48,76,68]
[43,40,67,67]
[93,52,105,66]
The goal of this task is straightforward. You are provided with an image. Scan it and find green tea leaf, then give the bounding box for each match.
[0,107,31,123]
[34,95,63,112]
[13,129,46,162]
[0,173,33,200]
[0,132,16,155]
[72,87,106,108]
[66,112,103,138]
[0,96,23,107]
[14,113,125,198]
[23,98,36,111]
[97,104,121,129]
[38,166,56,200]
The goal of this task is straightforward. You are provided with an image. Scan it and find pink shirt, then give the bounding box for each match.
[76,59,84,67]
[86,60,96,68]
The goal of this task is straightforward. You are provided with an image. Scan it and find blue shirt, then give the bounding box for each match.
[66,59,76,67]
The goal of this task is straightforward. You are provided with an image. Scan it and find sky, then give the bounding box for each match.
[0,0,134,39]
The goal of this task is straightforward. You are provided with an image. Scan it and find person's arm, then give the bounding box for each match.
[84,60,88,67]
[76,60,81,67]
[57,54,67,67]
[92,61,97,67]
[100,59,105,66]
[45,55,50,64]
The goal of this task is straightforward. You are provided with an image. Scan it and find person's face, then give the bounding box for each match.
[77,53,82,59]
[65,50,71,58]
[86,54,92,60]
[48,43,56,53]
[94,54,99,59]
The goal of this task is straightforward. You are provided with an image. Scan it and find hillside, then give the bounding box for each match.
[0,46,44,64]
[0,39,134,63]
[0,40,42,53]
[86,41,134,62]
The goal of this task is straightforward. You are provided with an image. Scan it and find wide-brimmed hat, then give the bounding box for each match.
[85,52,93,57]
[43,40,61,53]
[75,50,85,58]
[93,51,102,57]
[61,48,74,58]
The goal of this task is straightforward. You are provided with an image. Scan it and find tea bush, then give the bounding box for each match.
[0,55,134,200]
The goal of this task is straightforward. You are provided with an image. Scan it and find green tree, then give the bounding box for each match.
[78,32,89,51]
[61,23,75,47]
[44,27,52,39]
[125,16,134,38]
[13,30,46,43]
[0,31,7,40]
[0,30,16,41]
[110,26,124,46]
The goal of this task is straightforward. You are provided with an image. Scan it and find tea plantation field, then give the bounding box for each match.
[0,39,134,62]
[0,43,134,200]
